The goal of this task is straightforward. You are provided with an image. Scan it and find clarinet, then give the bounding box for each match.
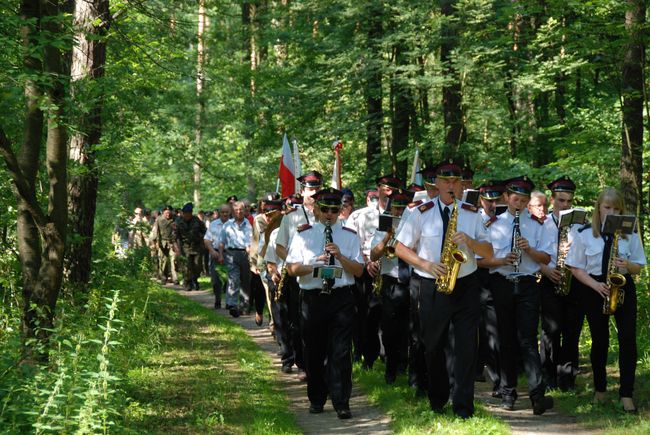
[511,209,522,273]
[321,221,334,295]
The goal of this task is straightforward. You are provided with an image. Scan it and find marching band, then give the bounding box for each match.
[257,157,646,419]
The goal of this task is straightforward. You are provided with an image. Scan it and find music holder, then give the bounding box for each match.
[378,214,400,232]
[602,214,636,236]
[558,208,587,228]
[462,189,480,207]
[312,265,343,279]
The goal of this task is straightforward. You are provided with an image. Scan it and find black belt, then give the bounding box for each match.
[227,247,246,251]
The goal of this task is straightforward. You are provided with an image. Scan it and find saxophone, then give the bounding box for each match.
[555,225,573,295]
[275,265,288,302]
[603,230,626,315]
[373,227,396,295]
[436,196,468,294]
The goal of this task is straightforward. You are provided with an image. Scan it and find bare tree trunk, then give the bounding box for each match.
[66,0,109,290]
[364,0,383,179]
[1,0,69,361]
[620,0,645,231]
[440,0,465,154]
[243,2,258,200]
[194,0,207,208]
[390,43,412,180]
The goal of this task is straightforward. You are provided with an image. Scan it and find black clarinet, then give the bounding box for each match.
[321,222,334,295]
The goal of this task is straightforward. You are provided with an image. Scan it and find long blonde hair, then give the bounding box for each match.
[591,187,626,238]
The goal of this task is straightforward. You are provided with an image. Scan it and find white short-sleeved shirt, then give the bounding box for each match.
[220,219,252,249]
[204,219,226,249]
[488,209,553,277]
[370,216,409,278]
[347,204,385,258]
[541,213,580,268]
[286,220,364,290]
[396,198,490,279]
[565,225,647,275]
[263,228,283,269]
[275,206,314,250]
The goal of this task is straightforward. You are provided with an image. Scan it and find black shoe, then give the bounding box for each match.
[492,390,503,399]
[336,409,352,419]
[281,365,292,374]
[501,397,515,411]
[229,307,240,318]
[214,301,221,309]
[309,404,324,414]
[532,396,554,415]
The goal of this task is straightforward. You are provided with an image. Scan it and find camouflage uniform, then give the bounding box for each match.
[174,215,206,289]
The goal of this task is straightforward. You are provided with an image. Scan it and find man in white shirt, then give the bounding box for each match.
[204,204,231,309]
[220,201,253,317]
[478,176,554,415]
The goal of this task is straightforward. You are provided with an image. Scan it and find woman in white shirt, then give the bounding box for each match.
[566,187,646,413]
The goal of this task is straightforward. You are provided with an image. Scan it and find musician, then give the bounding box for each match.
[395,159,492,419]
[347,174,402,371]
[286,188,364,419]
[565,187,646,413]
[275,170,324,376]
[475,180,506,396]
[478,176,554,415]
[538,176,583,391]
[370,188,415,385]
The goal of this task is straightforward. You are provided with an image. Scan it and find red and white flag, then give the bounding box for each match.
[330,139,343,189]
[278,133,295,197]
[293,138,302,193]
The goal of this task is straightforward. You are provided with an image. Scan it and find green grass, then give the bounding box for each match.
[122,286,299,434]
[354,362,510,434]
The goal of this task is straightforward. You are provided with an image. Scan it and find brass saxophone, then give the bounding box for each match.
[603,230,626,315]
[275,265,288,302]
[373,227,395,295]
[555,225,573,295]
[436,196,468,294]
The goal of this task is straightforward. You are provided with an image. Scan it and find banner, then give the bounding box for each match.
[330,139,343,189]
[278,133,295,197]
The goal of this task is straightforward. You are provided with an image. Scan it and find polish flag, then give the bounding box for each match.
[330,139,343,189]
[279,133,295,197]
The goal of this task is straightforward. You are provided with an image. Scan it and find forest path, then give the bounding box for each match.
[176,286,601,434]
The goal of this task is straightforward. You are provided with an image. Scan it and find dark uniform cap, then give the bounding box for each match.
[417,167,438,185]
[286,193,303,205]
[462,164,474,181]
[181,202,193,212]
[297,170,324,188]
[262,199,284,212]
[505,176,535,196]
[390,188,416,207]
[227,195,238,202]
[313,187,343,207]
[434,158,463,179]
[478,180,506,200]
[262,192,281,202]
[376,174,402,189]
[547,175,576,193]
[341,188,354,202]
[163,205,174,211]
[407,183,425,192]
[365,189,378,199]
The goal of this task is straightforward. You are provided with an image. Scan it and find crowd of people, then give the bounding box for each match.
[114,158,646,421]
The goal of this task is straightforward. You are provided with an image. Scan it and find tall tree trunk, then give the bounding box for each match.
[390,43,412,180]
[243,2,258,200]
[66,0,109,290]
[194,0,207,208]
[1,0,69,361]
[620,0,645,228]
[364,0,383,179]
[440,0,465,154]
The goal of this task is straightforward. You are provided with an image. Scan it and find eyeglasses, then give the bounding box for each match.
[320,206,341,214]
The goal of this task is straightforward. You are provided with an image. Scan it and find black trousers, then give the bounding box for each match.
[249,272,267,316]
[539,276,584,390]
[408,272,427,390]
[285,276,304,370]
[476,267,501,391]
[354,270,381,368]
[380,275,409,378]
[491,273,545,401]
[301,286,356,411]
[209,258,224,305]
[267,275,294,368]
[419,272,480,418]
[583,274,637,397]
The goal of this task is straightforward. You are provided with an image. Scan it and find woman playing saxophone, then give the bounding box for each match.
[565,187,646,413]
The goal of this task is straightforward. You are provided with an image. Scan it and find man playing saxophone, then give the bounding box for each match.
[478,175,554,415]
[538,176,584,392]
[565,187,646,413]
[370,188,414,385]
[395,158,492,419]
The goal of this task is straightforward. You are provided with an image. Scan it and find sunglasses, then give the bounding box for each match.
[320,206,341,214]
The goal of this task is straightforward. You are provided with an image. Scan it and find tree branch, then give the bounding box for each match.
[0,127,48,228]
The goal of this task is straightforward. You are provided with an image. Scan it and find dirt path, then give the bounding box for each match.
[176,286,601,435]
[180,288,392,434]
